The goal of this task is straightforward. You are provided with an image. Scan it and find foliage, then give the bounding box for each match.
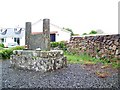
[50,42,59,48]
[64,51,83,63]
[0,46,25,59]
[72,34,80,36]
[82,33,87,35]
[1,49,13,59]
[64,51,120,68]
[11,46,25,50]
[0,43,4,48]
[82,30,98,35]
[89,30,97,34]
[59,41,67,49]
[0,47,3,50]
[50,41,67,51]
[63,27,74,36]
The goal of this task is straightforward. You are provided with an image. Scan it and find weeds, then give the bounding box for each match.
[64,52,120,69]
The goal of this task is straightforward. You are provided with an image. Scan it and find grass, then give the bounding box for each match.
[64,52,96,64]
[64,52,83,64]
[64,52,120,69]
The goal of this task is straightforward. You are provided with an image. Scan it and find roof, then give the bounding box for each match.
[32,31,58,35]
[0,28,25,38]
[50,23,71,33]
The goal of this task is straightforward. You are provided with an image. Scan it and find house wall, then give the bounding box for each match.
[19,31,25,46]
[5,37,14,43]
[50,24,71,42]
[0,28,25,46]
[0,29,70,46]
[32,22,71,42]
[20,37,25,46]
[2,37,13,47]
[1,37,25,47]
[56,30,71,42]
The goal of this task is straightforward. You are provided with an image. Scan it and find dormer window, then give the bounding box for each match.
[0,29,7,35]
[14,28,17,31]
[0,29,2,32]
[14,28,22,34]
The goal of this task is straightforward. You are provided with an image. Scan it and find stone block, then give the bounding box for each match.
[10,50,67,72]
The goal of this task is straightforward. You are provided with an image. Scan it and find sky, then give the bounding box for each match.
[0,0,119,35]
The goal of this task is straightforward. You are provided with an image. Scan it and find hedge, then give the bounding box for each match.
[50,41,67,51]
[0,46,25,59]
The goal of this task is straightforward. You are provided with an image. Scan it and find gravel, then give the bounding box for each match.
[1,60,119,89]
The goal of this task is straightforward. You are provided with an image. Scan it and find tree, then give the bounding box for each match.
[82,33,87,35]
[63,27,74,36]
[89,30,97,34]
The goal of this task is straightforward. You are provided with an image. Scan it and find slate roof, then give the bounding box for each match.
[0,28,25,38]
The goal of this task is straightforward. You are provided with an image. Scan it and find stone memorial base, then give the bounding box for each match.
[10,50,67,72]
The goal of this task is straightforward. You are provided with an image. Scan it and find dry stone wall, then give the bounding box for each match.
[67,34,120,60]
[10,50,67,72]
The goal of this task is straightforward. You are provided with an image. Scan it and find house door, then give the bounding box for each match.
[50,34,56,42]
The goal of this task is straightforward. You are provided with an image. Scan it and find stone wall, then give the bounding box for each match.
[25,19,50,50]
[67,34,120,60]
[10,50,67,72]
[29,34,44,50]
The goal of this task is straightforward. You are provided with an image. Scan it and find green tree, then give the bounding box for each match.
[89,30,97,34]
[82,33,87,35]
[63,27,74,36]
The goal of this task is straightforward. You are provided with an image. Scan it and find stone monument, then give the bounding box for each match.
[10,18,67,72]
[25,18,50,50]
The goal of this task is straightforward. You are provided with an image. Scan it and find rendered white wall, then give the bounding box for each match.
[6,38,14,43]
[56,30,71,42]
[20,31,25,46]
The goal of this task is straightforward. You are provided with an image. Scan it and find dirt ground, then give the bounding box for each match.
[81,62,119,78]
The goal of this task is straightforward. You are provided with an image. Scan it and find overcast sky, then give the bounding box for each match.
[0,0,119,35]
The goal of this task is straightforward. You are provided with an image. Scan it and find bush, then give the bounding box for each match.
[0,47,3,50]
[0,46,25,59]
[1,49,13,59]
[50,42,59,48]
[0,43,4,48]
[11,46,25,50]
[89,30,97,34]
[59,41,66,49]
[50,41,67,51]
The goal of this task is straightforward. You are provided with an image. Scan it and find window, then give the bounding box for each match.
[1,38,6,43]
[14,38,20,45]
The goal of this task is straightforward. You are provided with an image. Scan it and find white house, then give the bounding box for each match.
[32,21,71,42]
[0,25,71,46]
[50,24,71,42]
[0,27,25,46]
[32,23,71,42]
